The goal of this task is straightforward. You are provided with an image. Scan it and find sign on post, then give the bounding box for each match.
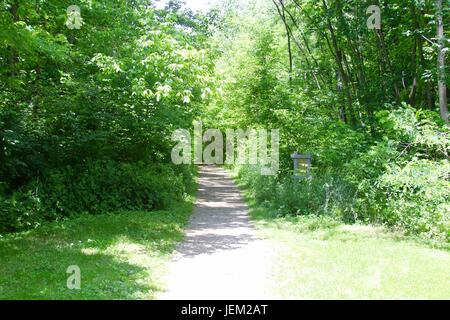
[291,152,312,179]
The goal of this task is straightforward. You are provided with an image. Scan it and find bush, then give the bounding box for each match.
[0,161,194,234]
[36,161,186,216]
[347,107,450,240]
[236,107,450,243]
[0,191,45,233]
[237,164,278,204]
[377,159,450,241]
[236,165,356,220]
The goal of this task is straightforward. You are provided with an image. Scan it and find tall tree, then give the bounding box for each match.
[436,0,448,123]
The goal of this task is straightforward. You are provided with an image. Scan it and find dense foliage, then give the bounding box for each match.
[1,0,448,243]
[0,1,212,233]
[209,0,449,242]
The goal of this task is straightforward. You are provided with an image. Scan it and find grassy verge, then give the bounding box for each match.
[0,196,195,300]
[236,180,450,300]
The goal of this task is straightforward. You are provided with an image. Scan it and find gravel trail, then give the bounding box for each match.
[159,166,273,300]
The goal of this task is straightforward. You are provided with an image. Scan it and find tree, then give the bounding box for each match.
[436,0,448,123]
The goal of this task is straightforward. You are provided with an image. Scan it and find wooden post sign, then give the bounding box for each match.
[291,152,312,179]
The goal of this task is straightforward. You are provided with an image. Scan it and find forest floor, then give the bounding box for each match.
[159,166,273,299]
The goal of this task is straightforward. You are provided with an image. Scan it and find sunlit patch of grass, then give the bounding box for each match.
[243,192,450,300]
[0,196,195,300]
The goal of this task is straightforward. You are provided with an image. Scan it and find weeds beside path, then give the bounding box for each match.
[238,182,450,299]
[0,199,195,300]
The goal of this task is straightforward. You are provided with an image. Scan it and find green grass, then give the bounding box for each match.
[0,197,195,300]
[244,193,450,300]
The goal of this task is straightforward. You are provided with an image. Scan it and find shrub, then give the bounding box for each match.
[236,107,450,242]
[36,161,186,216]
[348,107,450,240]
[236,165,356,220]
[0,161,193,234]
[378,159,450,241]
[0,191,45,233]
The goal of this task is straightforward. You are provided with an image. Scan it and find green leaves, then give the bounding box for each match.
[0,1,213,233]
[90,54,122,74]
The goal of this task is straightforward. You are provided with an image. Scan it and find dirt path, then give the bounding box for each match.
[159,166,273,300]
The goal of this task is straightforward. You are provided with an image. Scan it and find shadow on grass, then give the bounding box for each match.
[232,174,450,299]
[0,200,194,300]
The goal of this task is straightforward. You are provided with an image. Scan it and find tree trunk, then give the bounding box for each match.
[273,0,324,89]
[280,1,293,84]
[376,28,401,103]
[416,6,435,109]
[9,0,19,77]
[321,0,356,125]
[409,5,418,107]
[418,33,434,109]
[436,0,448,123]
